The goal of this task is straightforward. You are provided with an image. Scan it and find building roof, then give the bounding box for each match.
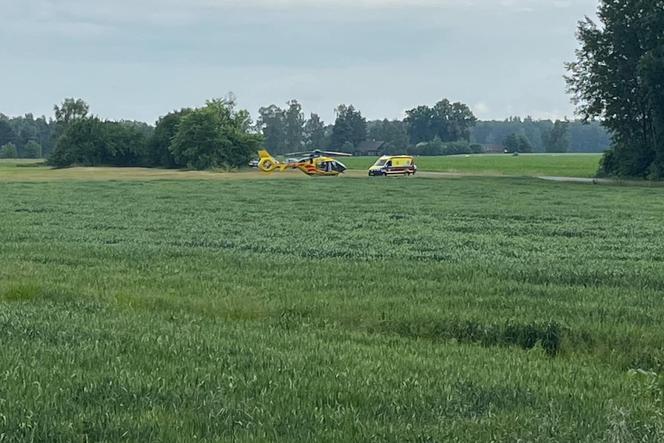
[354,140,387,153]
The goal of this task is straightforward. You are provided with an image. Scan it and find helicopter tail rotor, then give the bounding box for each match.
[257,150,279,172]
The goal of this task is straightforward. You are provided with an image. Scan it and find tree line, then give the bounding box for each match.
[45,98,260,170]
[0,114,55,159]
[567,0,664,179]
[256,99,608,156]
[4,1,661,177]
[473,118,609,153]
[2,97,611,169]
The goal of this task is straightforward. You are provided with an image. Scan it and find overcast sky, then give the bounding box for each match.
[0,0,599,124]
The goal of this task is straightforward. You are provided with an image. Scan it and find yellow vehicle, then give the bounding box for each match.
[257,149,351,177]
[368,155,417,176]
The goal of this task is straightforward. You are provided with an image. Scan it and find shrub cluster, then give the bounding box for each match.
[49,99,261,170]
[407,139,484,156]
[0,142,19,159]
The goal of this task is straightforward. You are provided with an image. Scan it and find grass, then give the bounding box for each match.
[0,159,306,182]
[1,160,663,441]
[1,154,603,181]
[344,153,603,177]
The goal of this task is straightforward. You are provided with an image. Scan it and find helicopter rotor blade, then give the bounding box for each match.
[319,151,353,157]
[283,149,353,158]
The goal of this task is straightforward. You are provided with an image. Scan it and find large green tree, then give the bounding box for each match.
[404,106,435,145]
[542,120,570,153]
[0,143,18,159]
[53,98,89,132]
[52,98,90,159]
[331,105,366,150]
[504,133,533,153]
[405,99,477,145]
[49,117,107,166]
[303,113,326,150]
[2,114,56,157]
[566,0,664,178]
[639,45,664,177]
[170,99,261,170]
[284,100,305,152]
[104,122,148,166]
[11,114,37,154]
[146,109,192,168]
[0,120,16,147]
[368,119,409,151]
[257,105,286,154]
[22,140,43,159]
[48,118,147,167]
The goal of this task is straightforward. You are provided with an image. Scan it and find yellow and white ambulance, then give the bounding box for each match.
[368,155,417,176]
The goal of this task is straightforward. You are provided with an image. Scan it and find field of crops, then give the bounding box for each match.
[343,153,603,178]
[1,161,663,441]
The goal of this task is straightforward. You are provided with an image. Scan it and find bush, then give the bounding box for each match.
[600,142,655,178]
[0,142,18,159]
[504,133,533,153]
[341,141,354,153]
[169,99,261,170]
[407,139,483,156]
[22,140,43,159]
[146,109,192,168]
[469,144,483,154]
[48,118,146,167]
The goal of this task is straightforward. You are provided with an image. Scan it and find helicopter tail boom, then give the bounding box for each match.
[257,150,284,172]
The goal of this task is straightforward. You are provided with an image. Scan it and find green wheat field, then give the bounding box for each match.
[343,153,602,177]
[1,158,663,442]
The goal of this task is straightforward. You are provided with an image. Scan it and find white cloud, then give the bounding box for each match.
[0,0,599,122]
[473,102,490,117]
[0,0,582,21]
[0,0,593,33]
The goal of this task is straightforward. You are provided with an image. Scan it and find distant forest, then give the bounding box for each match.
[471,118,609,153]
[3,1,660,177]
[0,98,610,168]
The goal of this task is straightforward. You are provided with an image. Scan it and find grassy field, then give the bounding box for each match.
[1,154,603,180]
[344,153,603,177]
[1,160,663,441]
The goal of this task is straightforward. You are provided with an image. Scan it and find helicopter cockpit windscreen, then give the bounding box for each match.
[333,161,347,173]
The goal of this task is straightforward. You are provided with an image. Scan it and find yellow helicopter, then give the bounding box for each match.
[257,149,352,176]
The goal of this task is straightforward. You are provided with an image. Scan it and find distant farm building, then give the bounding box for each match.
[353,140,388,156]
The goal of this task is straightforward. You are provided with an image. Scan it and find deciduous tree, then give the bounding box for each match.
[170,99,261,170]
[304,113,326,150]
[22,140,42,159]
[147,109,192,167]
[566,0,664,177]
[54,98,89,128]
[331,105,366,150]
[0,120,16,147]
[48,118,146,167]
[405,99,477,145]
[0,142,18,159]
[284,100,304,152]
[542,120,569,153]
[504,133,533,153]
[257,105,286,154]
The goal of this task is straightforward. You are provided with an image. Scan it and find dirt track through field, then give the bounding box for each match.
[1,164,656,186]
